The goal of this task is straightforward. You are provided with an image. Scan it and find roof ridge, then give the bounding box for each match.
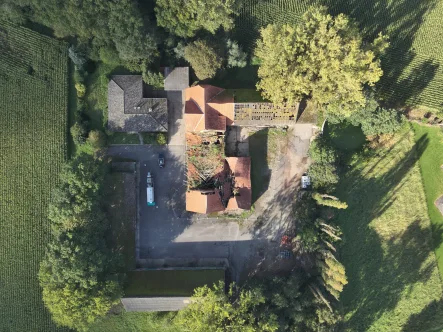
[206,87,225,103]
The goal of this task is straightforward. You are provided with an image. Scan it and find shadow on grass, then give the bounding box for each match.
[402,298,443,332]
[333,133,443,330]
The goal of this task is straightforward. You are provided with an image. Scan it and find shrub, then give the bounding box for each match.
[308,163,339,190]
[312,193,348,209]
[70,122,88,145]
[68,45,87,70]
[75,83,86,98]
[99,46,121,65]
[87,130,107,149]
[156,132,167,145]
[308,136,338,164]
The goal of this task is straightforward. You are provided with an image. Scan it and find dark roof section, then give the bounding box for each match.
[164,67,189,91]
[108,75,168,132]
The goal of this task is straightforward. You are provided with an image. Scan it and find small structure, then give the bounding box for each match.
[107,75,168,132]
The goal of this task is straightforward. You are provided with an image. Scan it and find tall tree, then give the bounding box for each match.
[184,40,222,80]
[255,6,388,117]
[155,0,236,37]
[175,282,278,332]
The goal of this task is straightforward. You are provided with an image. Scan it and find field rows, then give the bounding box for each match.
[235,0,443,111]
[0,21,68,331]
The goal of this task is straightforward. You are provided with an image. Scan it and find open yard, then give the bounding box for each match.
[413,123,443,278]
[332,125,443,331]
[0,21,68,331]
[233,0,443,111]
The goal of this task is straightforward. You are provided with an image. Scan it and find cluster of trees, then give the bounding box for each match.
[38,153,122,330]
[255,6,388,118]
[308,135,340,191]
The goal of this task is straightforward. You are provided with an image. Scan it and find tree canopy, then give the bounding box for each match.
[184,40,222,80]
[155,0,236,37]
[255,6,388,117]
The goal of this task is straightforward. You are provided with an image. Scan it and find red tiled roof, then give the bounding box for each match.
[186,190,225,214]
[226,157,252,210]
[184,85,234,132]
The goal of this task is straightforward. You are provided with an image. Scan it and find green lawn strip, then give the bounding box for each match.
[88,312,180,332]
[412,123,443,278]
[333,126,443,331]
[108,133,141,145]
[226,88,265,102]
[124,269,225,297]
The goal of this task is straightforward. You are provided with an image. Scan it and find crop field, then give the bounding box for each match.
[234,0,443,111]
[332,125,443,331]
[0,21,68,331]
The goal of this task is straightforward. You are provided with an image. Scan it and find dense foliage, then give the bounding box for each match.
[184,40,222,80]
[312,193,348,209]
[226,39,247,68]
[39,154,122,330]
[155,0,236,37]
[255,6,388,117]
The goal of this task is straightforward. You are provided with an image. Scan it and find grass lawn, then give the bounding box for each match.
[413,123,443,278]
[124,269,225,297]
[226,88,265,102]
[88,311,180,332]
[324,121,366,151]
[333,125,443,331]
[108,133,141,145]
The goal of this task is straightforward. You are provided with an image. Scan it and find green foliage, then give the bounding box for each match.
[40,153,122,330]
[312,193,348,210]
[156,133,167,145]
[75,82,86,98]
[308,163,339,190]
[255,6,388,117]
[0,21,68,331]
[70,121,88,145]
[155,0,236,37]
[99,46,121,65]
[308,136,338,164]
[317,252,348,300]
[142,70,164,89]
[68,45,87,70]
[226,39,247,68]
[175,281,278,332]
[87,130,107,150]
[184,40,222,80]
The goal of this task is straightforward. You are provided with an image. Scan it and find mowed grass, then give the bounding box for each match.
[234,0,443,111]
[0,22,68,331]
[333,126,443,331]
[413,123,443,278]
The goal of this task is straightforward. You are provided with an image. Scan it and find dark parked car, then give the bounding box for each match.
[158,154,165,168]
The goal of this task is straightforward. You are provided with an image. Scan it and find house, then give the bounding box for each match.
[107,67,189,133]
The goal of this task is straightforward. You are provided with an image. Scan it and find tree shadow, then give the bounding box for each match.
[331,133,443,330]
[248,128,271,204]
[402,298,443,332]
[324,0,439,106]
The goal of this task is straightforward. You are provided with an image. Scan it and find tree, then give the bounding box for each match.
[142,70,164,89]
[308,136,338,164]
[317,251,348,300]
[68,45,87,70]
[308,163,339,190]
[312,193,348,210]
[184,40,222,80]
[255,6,388,117]
[70,122,88,145]
[87,130,107,150]
[155,0,236,37]
[175,282,278,332]
[227,39,247,68]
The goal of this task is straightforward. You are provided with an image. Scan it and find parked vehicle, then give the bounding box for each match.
[301,173,311,189]
[147,172,155,206]
[158,154,165,168]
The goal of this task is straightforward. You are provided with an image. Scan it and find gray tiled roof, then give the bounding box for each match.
[164,67,189,91]
[108,75,168,132]
[121,297,190,312]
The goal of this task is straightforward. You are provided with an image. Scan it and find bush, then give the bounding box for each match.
[156,132,167,145]
[87,130,107,149]
[312,192,348,209]
[70,121,88,145]
[142,70,164,89]
[73,69,85,84]
[308,163,339,190]
[308,136,338,164]
[358,108,405,136]
[68,45,87,70]
[75,83,86,98]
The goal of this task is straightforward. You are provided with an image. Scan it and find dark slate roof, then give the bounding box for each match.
[108,75,168,132]
[121,297,190,312]
[164,67,189,91]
